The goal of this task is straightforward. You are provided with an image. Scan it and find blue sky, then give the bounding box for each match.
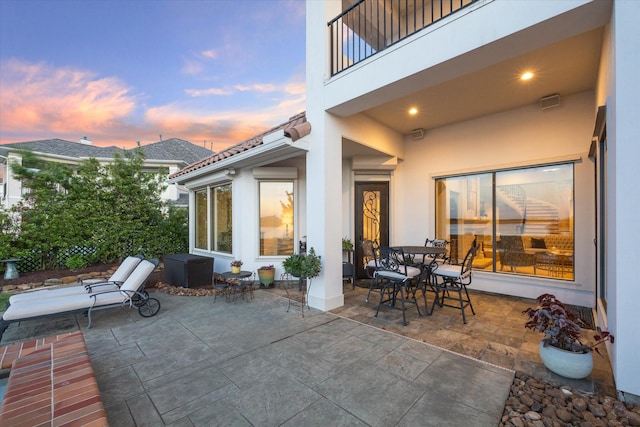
[0,0,306,150]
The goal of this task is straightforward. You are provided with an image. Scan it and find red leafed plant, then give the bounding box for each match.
[523,294,614,354]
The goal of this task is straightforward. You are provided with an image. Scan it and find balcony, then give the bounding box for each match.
[328,0,478,76]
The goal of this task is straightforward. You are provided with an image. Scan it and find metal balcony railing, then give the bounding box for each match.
[328,0,478,76]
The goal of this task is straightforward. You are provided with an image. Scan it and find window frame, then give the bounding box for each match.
[193,181,233,254]
[257,180,295,257]
[434,161,575,281]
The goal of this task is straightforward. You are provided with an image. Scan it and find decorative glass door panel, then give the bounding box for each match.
[355,182,389,278]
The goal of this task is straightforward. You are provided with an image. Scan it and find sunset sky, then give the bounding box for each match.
[0,0,306,151]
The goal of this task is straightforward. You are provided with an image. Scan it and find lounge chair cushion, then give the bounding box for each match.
[2,260,156,322]
[8,255,143,305]
[81,255,143,285]
[433,264,470,279]
[9,283,120,305]
[375,265,421,280]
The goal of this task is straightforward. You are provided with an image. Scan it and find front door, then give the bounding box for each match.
[354,182,389,279]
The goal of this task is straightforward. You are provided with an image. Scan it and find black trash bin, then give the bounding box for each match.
[163,254,214,288]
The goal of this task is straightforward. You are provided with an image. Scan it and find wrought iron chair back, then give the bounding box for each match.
[375,246,406,275]
[373,246,427,325]
[362,239,379,303]
[458,244,478,282]
[416,238,451,266]
[361,240,378,272]
[429,244,479,324]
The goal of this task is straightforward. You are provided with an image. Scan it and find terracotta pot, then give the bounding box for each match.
[539,340,593,379]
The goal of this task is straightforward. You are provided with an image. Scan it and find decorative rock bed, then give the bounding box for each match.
[500,372,640,427]
[155,281,217,296]
[1,270,114,293]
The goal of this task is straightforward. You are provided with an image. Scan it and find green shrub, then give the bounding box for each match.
[65,254,87,270]
[7,149,188,272]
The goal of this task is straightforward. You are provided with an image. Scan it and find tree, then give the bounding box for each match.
[7,148,188,270]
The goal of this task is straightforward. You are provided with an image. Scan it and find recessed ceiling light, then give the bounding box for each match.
[521,71,534,81]
[408,107,418,115]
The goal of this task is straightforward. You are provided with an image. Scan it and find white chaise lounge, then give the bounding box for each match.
[8,255,144,306]
[0,259,160,340]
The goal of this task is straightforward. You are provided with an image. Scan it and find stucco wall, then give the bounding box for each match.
[333,90,596,306]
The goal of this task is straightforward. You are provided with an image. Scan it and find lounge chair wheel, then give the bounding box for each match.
[138,298,160,317]
[132,290,149,307]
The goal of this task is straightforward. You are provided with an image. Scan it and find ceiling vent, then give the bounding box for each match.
[540,94,560,110]
[410,128,424,140]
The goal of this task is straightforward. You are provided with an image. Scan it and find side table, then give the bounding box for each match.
[216,271,254,302]
[1,258,22,280]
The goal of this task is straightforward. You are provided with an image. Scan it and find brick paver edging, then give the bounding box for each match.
[0,331,108,426]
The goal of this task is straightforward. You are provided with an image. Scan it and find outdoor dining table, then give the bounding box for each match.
[398,246,446,266]
[397,245,448,285]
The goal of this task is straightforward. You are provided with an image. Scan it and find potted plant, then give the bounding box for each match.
[342,237,354,252]
[257,265,276,287]
[342,237,355,282]
[230,260,243,274]
[282,254,303,278]
[523,293,614,379]
[282,247,322,293]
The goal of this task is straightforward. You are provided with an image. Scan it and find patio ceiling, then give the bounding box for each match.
[362,27,604,136]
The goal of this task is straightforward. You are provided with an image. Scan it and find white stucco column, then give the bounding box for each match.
[304,0,344,311]
[610,0,640,398]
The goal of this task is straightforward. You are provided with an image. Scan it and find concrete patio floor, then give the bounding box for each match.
[268,281,616,397]
[1,288,517,426]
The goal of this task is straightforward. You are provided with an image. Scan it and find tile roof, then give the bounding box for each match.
[1,137,213,165]
[169,111,307,180]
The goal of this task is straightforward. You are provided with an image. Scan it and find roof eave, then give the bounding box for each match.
[169,133,309,185]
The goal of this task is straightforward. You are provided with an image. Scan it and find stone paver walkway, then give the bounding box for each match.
[1,290,514,426]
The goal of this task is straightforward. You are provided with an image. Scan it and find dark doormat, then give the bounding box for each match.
[567,304,596,330]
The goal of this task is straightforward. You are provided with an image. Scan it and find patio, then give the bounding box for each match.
[0,288,517,426]
[268,281,616,397]
[0,281,616,425]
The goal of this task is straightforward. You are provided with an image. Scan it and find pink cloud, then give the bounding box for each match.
[0,60,306,152]
[234,83,277,93]
[201,49,218,59]
[0,59,137,138]
[145,81,306,151]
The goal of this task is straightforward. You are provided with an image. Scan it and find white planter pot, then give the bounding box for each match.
[539,340,593,379]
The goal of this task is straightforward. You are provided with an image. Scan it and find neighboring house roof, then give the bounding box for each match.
[138,138,213,165]
[171,193,190,206]
[169,111,307,180]
[1,138,118,158]
[0,137,213,166]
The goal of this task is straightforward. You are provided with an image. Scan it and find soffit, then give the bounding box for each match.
[362,27,604,135]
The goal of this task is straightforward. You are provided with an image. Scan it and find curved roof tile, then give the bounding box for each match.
[169,111,306,180]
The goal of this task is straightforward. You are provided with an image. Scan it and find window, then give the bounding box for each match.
[195,190,208,250]
[213,184,232,252]
[194,183,232,253]
[435,164,574,280]
[259,181,294,256]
